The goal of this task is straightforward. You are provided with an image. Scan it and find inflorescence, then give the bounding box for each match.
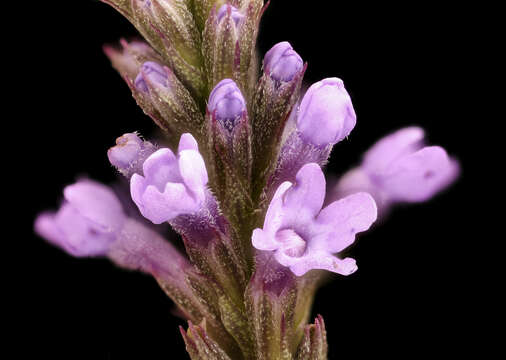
[35,1,459,359]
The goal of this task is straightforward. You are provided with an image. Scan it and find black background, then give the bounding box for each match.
[15,1,482,358]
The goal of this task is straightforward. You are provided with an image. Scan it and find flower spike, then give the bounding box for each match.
[37,2,462,358]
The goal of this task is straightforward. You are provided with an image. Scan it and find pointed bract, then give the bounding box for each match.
[181,321,234,360]
[296,315,328,360]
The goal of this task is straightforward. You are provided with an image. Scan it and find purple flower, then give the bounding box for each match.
[207,79,246,132]
[35,180,126,257]
[263,41,303,82]
[252,163,377,276]
[134,61,168,93]
[108,132,156,178]
[335,127,460,209]
[297,78,356,147]
[130,133,209,224]
[34,179,192,281]
[217,4,244,25]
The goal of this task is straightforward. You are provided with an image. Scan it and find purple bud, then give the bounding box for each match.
[297,78,356,147]
[108,133,143,169]
[134,61,168,93]
[217,4,244,25]
[108,132,156,178]
[263,42,303,82]
[208,79,246,132]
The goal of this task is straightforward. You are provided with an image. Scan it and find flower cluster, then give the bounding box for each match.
[36,1,459,359]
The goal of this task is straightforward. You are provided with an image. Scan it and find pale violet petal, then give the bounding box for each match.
[252,228,279,251]
[178,133,199,152]
[286,252,358,277]
[178,149,208,199]
[282,163,326,220]
[139,183,190,224]
[380,146,458,202]
[63,180,125,232]
[315,192,377,253]
[363,126,425,175]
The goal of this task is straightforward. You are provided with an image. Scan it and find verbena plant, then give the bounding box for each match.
[35,1,459,359]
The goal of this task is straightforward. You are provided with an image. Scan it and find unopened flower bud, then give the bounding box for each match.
[263,41,303,82]
[297,78,356,147]
[108,132,156,178]
[217,4,244,25]
[130,60,204,138]
[134,61,168,93]
[206,79,252,209]
[208,79,246,132]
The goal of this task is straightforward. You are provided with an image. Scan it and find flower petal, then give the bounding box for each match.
[315,192,377,253]
[278,250,358,276]
[130,173,146,211]
[380,146,459,202]
[178,133,199,152]
[282,163,326,221]
[35,204,115,257]
[363,126,425,175]
[142,148,179,185]
[263,181,292,234]
[139,183,199,224]
[252,228,278,251]
[63,180,125,232]
[178,149,208,200]
[34,212,66,249]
